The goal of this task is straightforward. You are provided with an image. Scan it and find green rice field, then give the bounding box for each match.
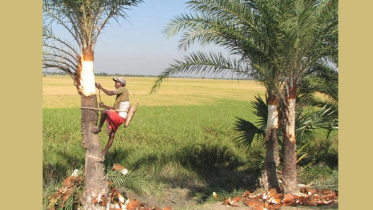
[43,75,337,208]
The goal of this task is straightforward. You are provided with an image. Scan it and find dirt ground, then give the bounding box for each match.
[177,203,338,210]
[178,203,338,210]
[129,188,338,210]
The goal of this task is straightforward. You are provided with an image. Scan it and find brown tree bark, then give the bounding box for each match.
[80,47,109,209]
[261,93,280,191]
[281,82,298,193]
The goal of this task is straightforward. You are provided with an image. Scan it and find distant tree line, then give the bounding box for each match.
[43,70,253,80]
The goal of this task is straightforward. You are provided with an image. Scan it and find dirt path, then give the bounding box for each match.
[130,188,338,210]
[177,203,338,210]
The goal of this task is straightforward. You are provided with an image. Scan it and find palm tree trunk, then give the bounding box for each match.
[262,94,280,191]
[282,82,298,193]
[80,47,109,209]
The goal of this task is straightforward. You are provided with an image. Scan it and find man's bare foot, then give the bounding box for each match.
[91,127,101,134]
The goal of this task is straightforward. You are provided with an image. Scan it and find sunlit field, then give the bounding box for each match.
[43,75,268,203]
[43,75,266,108]
[43,75,337,208]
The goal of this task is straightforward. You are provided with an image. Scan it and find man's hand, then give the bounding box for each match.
[95,83,102,89]
[95,82,114,96]
[99,102,105,108]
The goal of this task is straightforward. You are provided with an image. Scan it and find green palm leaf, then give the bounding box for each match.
[297,105,338,141]
[234,117,265,149]
[107,168,152,196]
[252,95,268,130]
[234,95,268,149]
[151,51,252,94]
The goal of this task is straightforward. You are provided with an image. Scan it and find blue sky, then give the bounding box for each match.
[47,0,227,77]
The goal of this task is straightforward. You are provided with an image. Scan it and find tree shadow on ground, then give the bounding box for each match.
[128,143,260,203]
[104,147,133,167]
[44,139,260,203]
[43,150,85,185]
[43,147,134,184]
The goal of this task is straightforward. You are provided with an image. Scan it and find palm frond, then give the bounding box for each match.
[164,11,267,60]
[43,0,84,45]
[234,94,269,149]
[298,164,338,191]
[185,0,268,41]
[43,25,80,55]
[43,0,143,48]
[43,62,76,79]
[297,105,338,140]
[43,53,77,78]
[297,59,338,138]
[275,0,337,83]
[43,25,80,76]
[234,117,265,149]
[43,52,78,69]
[107,168,152,196]
[159,0,290,99]
[150,51,251,94]
[252,95,268,130]
[91,0,143,46]
[63,195,75,210]
[165,0,288,64]
[307,61,338,102]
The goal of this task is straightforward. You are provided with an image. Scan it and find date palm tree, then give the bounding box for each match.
[151,0,289,191]
[275,0,338,193]
[236,60,338,169]
[151,0,338,193]
[43,0,142,208]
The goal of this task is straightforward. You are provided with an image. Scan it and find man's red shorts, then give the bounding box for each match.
[106,110,125,134]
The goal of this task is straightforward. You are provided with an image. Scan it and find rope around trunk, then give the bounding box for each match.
[86,154,105,162]
[81,107,125,112]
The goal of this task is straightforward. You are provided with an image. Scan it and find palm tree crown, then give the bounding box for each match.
[151,0,290,94]
[43,0,142,80]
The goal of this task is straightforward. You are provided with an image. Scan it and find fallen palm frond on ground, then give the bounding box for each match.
[45,164,172,210]
[219,186,338,210]
[46,169,83,209]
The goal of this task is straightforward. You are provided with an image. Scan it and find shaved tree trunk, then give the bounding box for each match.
[79,47,109,209]
[261,94,280,191]
[282,82,298,193]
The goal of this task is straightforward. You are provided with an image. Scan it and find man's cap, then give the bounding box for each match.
[113,77,126,86]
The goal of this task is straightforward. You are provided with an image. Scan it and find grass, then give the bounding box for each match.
[43,75,265,108]
[43,99,259,190]
[43,75,338,207]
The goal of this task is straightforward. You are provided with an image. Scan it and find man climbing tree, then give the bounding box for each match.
[92,77,130,158]
[43,0,143,208]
